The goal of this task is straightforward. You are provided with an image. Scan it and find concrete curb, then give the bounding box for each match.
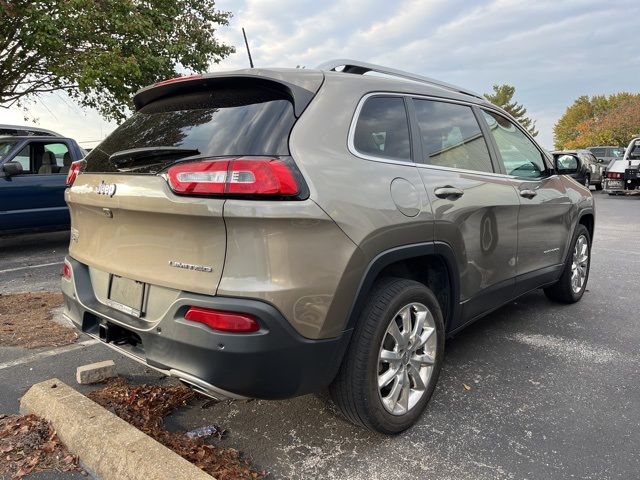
[20,378,213,480]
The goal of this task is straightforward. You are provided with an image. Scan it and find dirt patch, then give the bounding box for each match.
[0,292,77,348]
[0,413,82,478]
[88,378,265,479]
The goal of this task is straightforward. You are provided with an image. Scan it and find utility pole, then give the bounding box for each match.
[242,28,254,68]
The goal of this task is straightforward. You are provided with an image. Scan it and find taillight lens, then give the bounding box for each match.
[66,160,84,187]
[607,171,622,179]
[62,260,72,279]
[184,307,260,333]
[166,157,300,197]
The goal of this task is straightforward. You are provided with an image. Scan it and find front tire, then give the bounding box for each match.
[544,224,591,303]
[329,278,444,434]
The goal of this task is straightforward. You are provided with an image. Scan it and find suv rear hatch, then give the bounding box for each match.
[66,70,323,298]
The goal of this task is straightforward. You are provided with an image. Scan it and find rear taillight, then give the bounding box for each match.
[166,157,300,197]
[607,171,623,179]
[184,307,260,333]
[62,260,72,279]
[66,160,84,187]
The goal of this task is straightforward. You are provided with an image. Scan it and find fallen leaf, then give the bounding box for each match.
[463,383,472,391]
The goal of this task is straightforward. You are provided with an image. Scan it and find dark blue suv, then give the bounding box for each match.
[0,135,86,233]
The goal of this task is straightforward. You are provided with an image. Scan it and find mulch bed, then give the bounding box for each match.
[0,413,82,478]
[88,378,265,479]
[0,292,77,348]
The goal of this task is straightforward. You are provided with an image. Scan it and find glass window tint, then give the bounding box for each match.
[0,140,16,160]
[609,148,624,158]
[44,143,69,167]
[590,148,606,157]
[482,110,546,178]
[353,96,411,161]
[14,145,31,173]
[413,99,493,173]
[84,87,296,173]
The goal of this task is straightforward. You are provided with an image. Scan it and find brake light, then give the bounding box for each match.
[607,172,622,179]
[167,158,300,197]
[62,260,71,279]
[66,160,84,187]
[184,307,260,333]
[154,74,203,87]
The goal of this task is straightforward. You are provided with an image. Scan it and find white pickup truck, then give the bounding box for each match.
[603,137,640,194]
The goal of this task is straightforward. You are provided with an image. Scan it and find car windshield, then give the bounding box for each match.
[611,148,624,158]
[0,140,17,159]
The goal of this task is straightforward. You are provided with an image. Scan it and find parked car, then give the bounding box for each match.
[0,134,86,233]
[0,124,61,137]
[586,145,625,167]
[61,60,594,434]
[551,149,604,190]
[603,137,640,194]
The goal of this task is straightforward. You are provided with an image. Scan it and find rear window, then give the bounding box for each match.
[352,96,411,161]
[84,87,296,173]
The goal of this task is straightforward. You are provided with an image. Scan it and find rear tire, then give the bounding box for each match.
[595,181,603,191]
[329,277,444,434]
[544,224,591,303]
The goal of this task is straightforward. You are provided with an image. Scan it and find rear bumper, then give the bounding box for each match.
[61,257,351,400]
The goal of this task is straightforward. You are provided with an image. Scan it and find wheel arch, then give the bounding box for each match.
[345,242,461,334]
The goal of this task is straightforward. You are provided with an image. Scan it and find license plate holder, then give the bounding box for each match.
[107,275,145,317]
[607,180,623,189]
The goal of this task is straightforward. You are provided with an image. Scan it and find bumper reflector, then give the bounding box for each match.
[184,307,260,333]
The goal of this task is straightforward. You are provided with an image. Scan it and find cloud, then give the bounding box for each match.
[2,0,638,148]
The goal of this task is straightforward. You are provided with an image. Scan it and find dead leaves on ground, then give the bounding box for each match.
[88,378,265,479]
[0,292,77,348]
[0,414,82,478]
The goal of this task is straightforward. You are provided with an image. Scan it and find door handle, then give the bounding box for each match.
[519,189,537,199]
[434,186,464,199]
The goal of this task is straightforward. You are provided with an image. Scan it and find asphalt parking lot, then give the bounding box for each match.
[1,191,639,480]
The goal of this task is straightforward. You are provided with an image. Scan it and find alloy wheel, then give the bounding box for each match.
[377,302,437,415]
[571,234,589,294]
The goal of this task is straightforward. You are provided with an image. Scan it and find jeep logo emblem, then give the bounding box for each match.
[96,181,116,197]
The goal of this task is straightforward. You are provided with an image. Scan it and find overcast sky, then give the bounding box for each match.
[1,0,639,149]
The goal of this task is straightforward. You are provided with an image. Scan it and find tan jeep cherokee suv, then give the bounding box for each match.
[61,60,594,434]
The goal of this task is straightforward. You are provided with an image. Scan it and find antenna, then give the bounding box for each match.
[242,27,254,68]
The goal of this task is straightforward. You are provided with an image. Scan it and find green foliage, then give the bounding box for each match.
[553,93,640,149]
[0,0,234,121]
[484,84,538,137]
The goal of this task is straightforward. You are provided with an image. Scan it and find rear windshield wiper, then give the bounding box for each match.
[109,146,200,170]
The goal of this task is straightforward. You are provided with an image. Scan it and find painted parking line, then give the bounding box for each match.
[0,261,63,275]
[0,339,100,371]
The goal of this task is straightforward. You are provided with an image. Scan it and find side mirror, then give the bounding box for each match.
[555,154,579,174]
[2,161,23,177]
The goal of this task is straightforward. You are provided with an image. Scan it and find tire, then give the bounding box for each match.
[544,224,591,303]
[584,175,590,189]
[595,181,603,191]
[329,277,444,434]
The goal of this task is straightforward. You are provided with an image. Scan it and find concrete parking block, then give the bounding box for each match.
[76,360,117,384]
[20,378,213,480]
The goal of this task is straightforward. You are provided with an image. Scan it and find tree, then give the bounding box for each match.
[0,0,234,121]
[484,84,539,137]
[553,93,640,149]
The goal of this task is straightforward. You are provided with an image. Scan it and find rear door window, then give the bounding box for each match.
[590,148,606,157]
[84,87,297,173]
[352,96,411,161]
[481,110,547,178]
[413,99,494,173]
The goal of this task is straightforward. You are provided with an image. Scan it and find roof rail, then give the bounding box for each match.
[316,59,483,99]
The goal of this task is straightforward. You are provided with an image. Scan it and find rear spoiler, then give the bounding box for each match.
[133,69,324,118]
